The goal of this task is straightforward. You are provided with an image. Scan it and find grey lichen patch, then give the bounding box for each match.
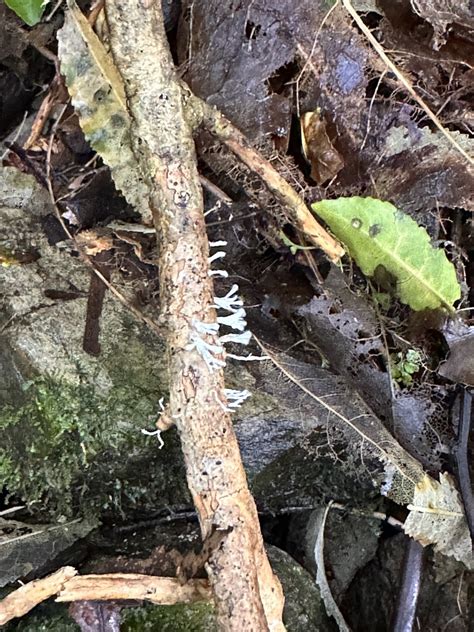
[0,167,51,215]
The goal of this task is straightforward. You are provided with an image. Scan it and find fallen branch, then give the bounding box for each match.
[0,568,211,626]
[0,566,77,626]
[103,1,285,630]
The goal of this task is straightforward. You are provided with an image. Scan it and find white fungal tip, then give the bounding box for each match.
[208,251,226,264]
[217,308,247,332]
[224,388,252,409]
[141,428,165,449]
[213,285,244,312]
[186,331,225,372]
[219,330,252,345]
[209,240,228,247]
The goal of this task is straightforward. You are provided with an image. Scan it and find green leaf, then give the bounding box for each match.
[312,197,461,311]
[5,0,47,26]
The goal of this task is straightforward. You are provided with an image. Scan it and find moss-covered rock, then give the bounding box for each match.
[121,602,217,632]
[0,372,188,519]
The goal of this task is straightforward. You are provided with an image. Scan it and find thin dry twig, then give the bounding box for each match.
[314,503,351,632]
[197,98,344,263]
[342,0,473,166]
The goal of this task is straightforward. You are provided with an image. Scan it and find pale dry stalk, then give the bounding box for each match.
[104,1,285,629]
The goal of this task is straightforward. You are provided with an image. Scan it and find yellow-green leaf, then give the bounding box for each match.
[312,197,460,311]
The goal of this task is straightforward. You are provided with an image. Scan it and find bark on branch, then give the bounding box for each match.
[104,1,285,630]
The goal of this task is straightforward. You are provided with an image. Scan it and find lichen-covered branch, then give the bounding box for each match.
[104,2,284,630]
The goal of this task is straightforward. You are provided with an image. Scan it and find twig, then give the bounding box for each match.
[455,389,474,548]
[390,536,425,632]
[24,75,64,150]
[341,0,473,166]
[0,567,77,625]
[56,573,210,604]
[0,506,25,517]
[314,502,351,632]
[104,2,285,629]
[198,98,344,263]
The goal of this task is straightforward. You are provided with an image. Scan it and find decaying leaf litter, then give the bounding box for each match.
[0,0,473,630]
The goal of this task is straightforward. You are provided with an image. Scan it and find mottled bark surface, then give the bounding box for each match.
[104,2,284,629]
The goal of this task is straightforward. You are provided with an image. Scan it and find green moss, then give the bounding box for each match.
[0,371,187,519]
[5,602,217,631]
[122,603,217,631]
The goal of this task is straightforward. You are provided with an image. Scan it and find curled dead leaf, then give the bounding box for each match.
[300,110,344,184]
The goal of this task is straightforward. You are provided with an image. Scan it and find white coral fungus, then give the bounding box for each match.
[208,269,229,278]
[208,251,226,264]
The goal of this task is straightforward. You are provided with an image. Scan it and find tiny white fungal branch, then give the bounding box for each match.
[193,318,220,336]
[185,331,226,373]
[217,308,248,332]
[209,240,228,247]
[213,284,244,312]
[141,427,164,449]
[224,389,252,409]
[141,398,166,448]
[208,251,227,264]
[219,330,252,345]
[208,269,229,278]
